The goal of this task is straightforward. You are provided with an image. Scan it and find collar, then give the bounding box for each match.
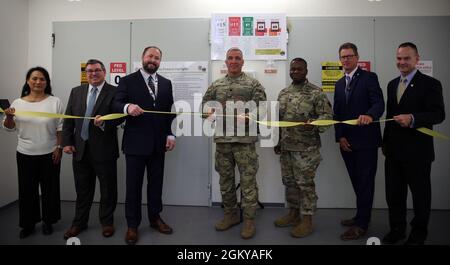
[345,66,359,80]
[226,72,245,80]
[140,68,158,83]
[89,81,105,92]
[291,79,308,89]
[400,69,417,84]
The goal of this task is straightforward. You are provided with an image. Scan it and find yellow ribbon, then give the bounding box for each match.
[252,118,394,127]
[1,107,447,140]
[15,110,86,119]
[417,127,450,140]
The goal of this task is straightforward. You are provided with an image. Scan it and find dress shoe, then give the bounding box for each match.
[340,218,355,227]
[125,228,138,245]
[63,225,86,240]
[150,218,173,234]
[404,230,426,245]
[19,226,35,239]
[42,223,53,235]
[404,238,425,245]
[382,230,406,245]
[340,226,366,241]
[102,225,115,237]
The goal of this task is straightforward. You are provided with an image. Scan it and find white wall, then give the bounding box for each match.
[28,0,450,72]
[0,0,28,207]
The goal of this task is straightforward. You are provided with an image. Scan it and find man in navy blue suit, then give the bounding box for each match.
[333,42,385,240]
[382,43,445,245]
[113,46,176,245]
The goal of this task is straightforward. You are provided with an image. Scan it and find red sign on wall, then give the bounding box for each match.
[357,61,371,72]
[228,17,241,36]
[110,62,126,73]
[110,62,127,86]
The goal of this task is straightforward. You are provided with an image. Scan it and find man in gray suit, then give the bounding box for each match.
[62,59,123,239]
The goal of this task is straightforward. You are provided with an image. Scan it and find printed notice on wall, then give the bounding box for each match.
[416,60,433,77]
[80,63,87,85]
[322,61,343,93]
[110,62,127,86]
[211,13,287,61]
[133,61,208,106]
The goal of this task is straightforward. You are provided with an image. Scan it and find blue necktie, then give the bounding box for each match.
[345,75,351,102]
[81,87,98,141]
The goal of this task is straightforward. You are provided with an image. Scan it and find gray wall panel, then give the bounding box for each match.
[374,17,450,209]
[0,0,28,207]
[286,17,382,208]
[130,19,211,206]
[52,20,131,203]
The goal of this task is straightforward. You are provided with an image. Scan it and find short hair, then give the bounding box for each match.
[226,47,243,58]
[398,42,419,54]
[339,42,359,56]
[86,59,105,70]
[291,57,307,68]
[142,46,162,58]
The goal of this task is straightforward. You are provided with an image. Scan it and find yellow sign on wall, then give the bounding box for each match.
[80,63,88,85]
[321,61,343,92]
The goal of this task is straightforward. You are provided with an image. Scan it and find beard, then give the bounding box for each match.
[143,62,159,74]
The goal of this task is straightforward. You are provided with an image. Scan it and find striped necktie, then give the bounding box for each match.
[148,75,156,96]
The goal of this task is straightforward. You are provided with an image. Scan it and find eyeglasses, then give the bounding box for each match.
[86,69,104,74]
[340,55,356,60]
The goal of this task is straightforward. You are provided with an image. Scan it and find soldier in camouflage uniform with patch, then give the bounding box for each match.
[274,58,333,238]
[202,48,266,239]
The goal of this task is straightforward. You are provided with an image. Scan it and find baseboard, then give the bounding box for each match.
[0,200,18,210]
[211,202,285,208]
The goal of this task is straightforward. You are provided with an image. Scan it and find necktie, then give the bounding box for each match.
[397,77,407,103]
[148,75,156,97]
[81,87,98,141]
[345,75,351,102]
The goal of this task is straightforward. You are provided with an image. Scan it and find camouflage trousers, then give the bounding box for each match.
[215,143,259,219]
[280,148,322,215]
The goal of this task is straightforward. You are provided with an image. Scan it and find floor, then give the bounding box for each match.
[0,201,449,245]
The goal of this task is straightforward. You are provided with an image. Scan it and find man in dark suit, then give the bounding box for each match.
[382,42,445,245]
[333,42,385,240]
[113,46,176,245]
[62,59,123,239]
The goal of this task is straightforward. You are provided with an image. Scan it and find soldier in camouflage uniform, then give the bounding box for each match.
[274,58,333,238]
[202,48,266,239]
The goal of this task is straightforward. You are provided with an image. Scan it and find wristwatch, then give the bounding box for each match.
[56,145,63,150]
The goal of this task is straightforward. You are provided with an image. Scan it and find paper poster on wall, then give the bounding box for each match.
[133,61,209,105]
[416,60,433,76]
[110,62,127,86]
[211,13,287,61]
[159,61,209,104]
[80,63,88,85]
[322,61,343,93]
